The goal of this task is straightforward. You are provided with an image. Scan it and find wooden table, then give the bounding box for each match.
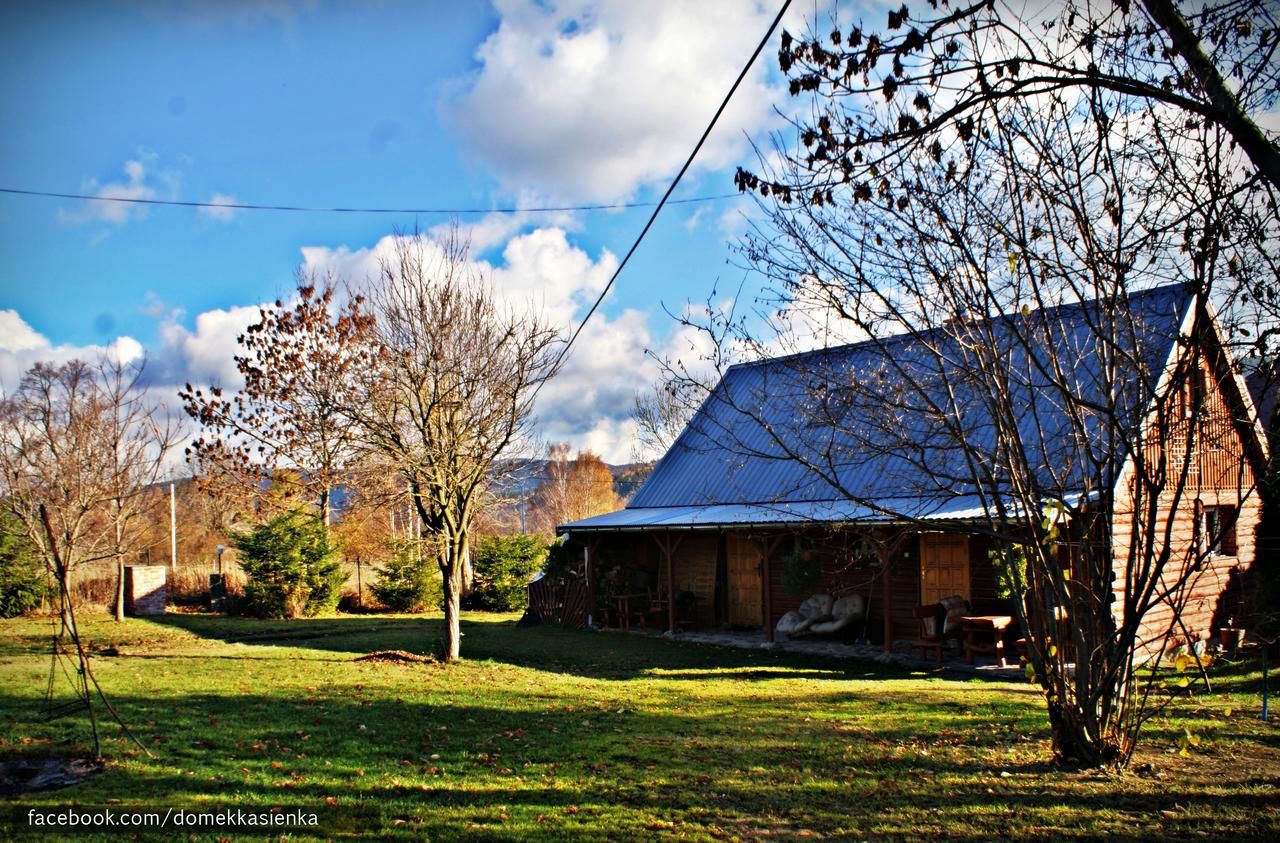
[613,593,651,630]
[959,615,1013,667]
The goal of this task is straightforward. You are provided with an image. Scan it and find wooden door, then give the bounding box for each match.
[919,533,970,605]
[725,534,763,626]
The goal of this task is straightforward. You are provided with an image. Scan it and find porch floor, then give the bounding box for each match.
[605,626,1024,678]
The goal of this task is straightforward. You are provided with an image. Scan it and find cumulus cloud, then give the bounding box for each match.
[153,304,263,390]
[301,224,617,326]
[443,0,788,202]
[0,310,146,395]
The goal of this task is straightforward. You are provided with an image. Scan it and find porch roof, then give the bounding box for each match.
[558,493,1083,534]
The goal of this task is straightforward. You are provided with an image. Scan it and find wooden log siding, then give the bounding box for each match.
[670,532,718,629]
[1111,347,1263,650]
[1111,489,1261,649]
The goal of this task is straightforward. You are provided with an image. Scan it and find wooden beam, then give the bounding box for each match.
[882,543,894,653]
[585,539,600,627]
[650,532,685,634]
[874,528,915,653]
[751,534,786,643]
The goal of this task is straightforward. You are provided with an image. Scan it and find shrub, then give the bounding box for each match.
[371,546,441,613]
[539,536,578,586]
[0,518,51,618]
[779,540,821,597]
[464,534,546,612]
[230,511,344,619]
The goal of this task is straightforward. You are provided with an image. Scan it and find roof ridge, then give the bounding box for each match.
[725,282,1190,374]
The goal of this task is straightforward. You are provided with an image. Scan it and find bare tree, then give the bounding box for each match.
[180,282,372,530]
[347,228,563,661]
[1,358,178,618]
[746,0,1280,362]
[696,1,1278,768]
[99,358,183,621]
[527,443,623,535]
[0,357,175,755]
[633,380,704,459]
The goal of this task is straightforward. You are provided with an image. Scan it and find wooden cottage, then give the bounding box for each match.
[558,285,1268,653]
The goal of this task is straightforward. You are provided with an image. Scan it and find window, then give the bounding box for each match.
[1200,504,1238,557]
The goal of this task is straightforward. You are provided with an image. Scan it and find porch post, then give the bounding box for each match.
[762,538,774,642]
[666,533,677,633]
[650,531,685,634]
[751,534,784,643]
[585,538,599,627]
[881,545,894,653]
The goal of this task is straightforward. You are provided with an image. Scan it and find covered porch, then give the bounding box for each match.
[558,499,1024,657]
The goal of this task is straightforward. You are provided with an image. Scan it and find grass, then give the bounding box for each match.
[0,611,1277,841]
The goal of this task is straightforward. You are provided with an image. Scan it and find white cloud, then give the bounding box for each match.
[57,154,161,226]
[491,228,616,324]
[443,0,788,202]
[155,304,262,389]
[301,224,617,326]
[0,310,149,396]
[0,310,50,355]
[198,193,240,221]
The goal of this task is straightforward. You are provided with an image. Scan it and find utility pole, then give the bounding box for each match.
[169,481,177,572]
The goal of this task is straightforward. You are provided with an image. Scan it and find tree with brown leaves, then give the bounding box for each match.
[180,283,373,530]
[528,443,623,536]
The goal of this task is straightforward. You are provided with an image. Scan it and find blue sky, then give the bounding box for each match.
[0,0,817,462]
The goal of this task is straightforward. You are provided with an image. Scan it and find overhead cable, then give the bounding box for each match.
[0,186,741,215]
[536,0,792,391]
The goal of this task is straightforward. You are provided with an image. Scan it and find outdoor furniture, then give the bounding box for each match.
[612,593,650,630]
[937,595,971,636]
[808,594,865,636]
[774,593,835,637]
[910,603,947,661]
[959,615,1013,667]
[673,590,699,631]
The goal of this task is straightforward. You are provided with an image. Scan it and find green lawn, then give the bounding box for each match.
[1,612,1277,841]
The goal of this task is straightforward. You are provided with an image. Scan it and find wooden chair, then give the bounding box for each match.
[910,603,946,661]
[639,587,699,632]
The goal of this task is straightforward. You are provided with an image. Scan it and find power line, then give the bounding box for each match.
[538,0,792,392]
[0,186,742,215]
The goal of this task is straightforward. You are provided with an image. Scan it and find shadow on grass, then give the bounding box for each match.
[141,613,927,683]
[3,683,1273,842]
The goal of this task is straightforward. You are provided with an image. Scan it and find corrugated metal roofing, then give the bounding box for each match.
[562,284,1192,533]
[560,493,1089,532]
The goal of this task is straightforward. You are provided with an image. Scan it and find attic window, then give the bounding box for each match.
[1179,362,1207,420]
[1200,504,1238,557]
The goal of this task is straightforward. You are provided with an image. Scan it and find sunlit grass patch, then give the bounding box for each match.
[0,612,1276,841]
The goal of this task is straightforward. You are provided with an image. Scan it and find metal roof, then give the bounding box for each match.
[561,285,1192,534]
[559,493,1088,533]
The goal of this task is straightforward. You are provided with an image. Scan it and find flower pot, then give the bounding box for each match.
[1219,627,1245,653]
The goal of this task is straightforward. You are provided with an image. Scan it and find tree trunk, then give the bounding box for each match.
[113,503,124,622]
[440,572,462,661]
[114,555,124,622]
[438,537,465,662]
[61,567,75,633]
[1046,700,1126,769]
